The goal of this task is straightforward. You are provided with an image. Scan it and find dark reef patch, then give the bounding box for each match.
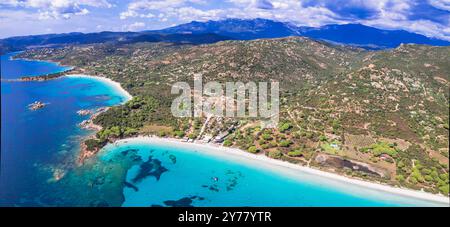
[208,184,219,192]
[131,156,168,183]
[201,170,243,192]
[89,200,110,207]
[163,196,205,207]
[121,149,139,156]
[124,181,139,192]
[169,154,177,164]
[92,176,105,186]
[225,170,243,191]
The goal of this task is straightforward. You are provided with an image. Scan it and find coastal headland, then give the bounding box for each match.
[8,38,449,204]
[0,68,74,82]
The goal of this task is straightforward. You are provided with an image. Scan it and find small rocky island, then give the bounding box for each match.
[77,109,92,116]
[28,101,47,111]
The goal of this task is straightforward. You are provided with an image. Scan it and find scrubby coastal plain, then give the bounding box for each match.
[1,18,449,207]
[19,36,449,194]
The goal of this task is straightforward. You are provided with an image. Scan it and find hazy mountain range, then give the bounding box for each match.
[1,18,449,54]
[158,18,450,49]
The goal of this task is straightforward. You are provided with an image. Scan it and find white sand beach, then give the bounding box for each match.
[65,74,449,206]
[108,136,450,206]
[65,74,133,103]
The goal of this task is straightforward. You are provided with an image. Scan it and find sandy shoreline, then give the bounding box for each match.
[65,74,132,165]
[10,52,75,71]
[62,73,448,206]
[105,136,450,206]
[65,74,133,102]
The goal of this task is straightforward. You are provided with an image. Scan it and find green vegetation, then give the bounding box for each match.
[22,36,449,195]
[173,130,185,138]
[223,140,233,147]
[279,140,292,147]
[360,142,398,157]
[320,140,341,155]
[268,150,283,159]
[247,146,259,154]
[278,122,292,133]
[287,149,303,157]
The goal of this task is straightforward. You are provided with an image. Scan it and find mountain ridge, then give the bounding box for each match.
[2,18,449,54]
[157,18,450,49]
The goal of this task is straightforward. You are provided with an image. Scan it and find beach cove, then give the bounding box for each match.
[98,136,449,207]
[1,52,449,207]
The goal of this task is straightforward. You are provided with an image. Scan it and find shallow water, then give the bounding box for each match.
[99,140,447,207]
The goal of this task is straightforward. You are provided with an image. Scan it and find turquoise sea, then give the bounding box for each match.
[101,140,448,207]
[0,52,447,206]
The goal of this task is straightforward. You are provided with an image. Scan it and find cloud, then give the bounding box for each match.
[255,0,274,10]
[119,0,339,26]
[428,0,450,11]
[1,0,113,19]
[124,22,146,31]
[221,0,340,26]
[1,0,449,41]
[0,2,120,38]
[120,0,205,19]
[173,7,226,21]
[366,17,450,40]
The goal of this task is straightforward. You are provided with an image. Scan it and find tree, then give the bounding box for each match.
[223,140,232,147]
[279,140,292,147]
[124,127,138,137]
[439,185,449,195]
[247,146,259,153]
[188,132,198,139]
[439,173,448,182]
[84,139,104,151]
[396,175,405,182]
[261,133,272,140]
[287,149,303,157]
[268,150,283,159]
[424,175,434,182]
[110,126,122,138]
[279,122,292,133]
[173,130,185,138]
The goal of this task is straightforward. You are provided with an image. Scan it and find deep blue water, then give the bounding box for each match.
[1,52,72,79]
[0,52,446,207]
[0,53,128,206]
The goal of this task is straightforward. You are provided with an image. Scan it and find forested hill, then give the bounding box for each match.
[17,36,450,195]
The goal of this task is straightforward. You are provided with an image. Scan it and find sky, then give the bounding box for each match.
[0,0,449,40]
